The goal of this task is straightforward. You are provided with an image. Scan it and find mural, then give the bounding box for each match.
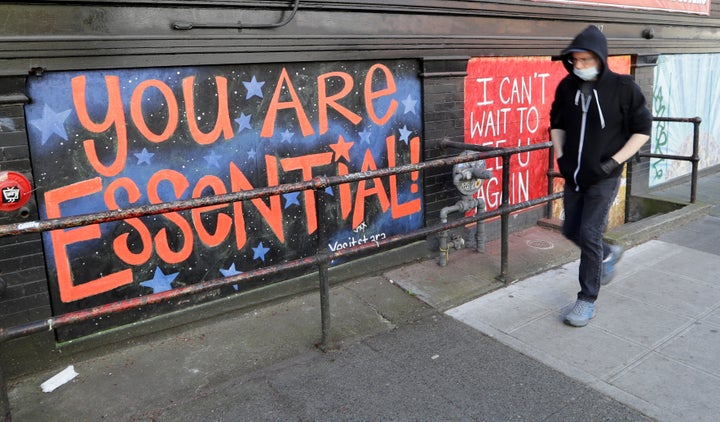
[651,53,720,186]
[465,56,631,228]
[532,0,710,15]
[25,60,423,336]
[465,57,565,212]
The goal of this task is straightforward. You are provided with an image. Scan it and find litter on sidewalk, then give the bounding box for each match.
[40,365,78,393]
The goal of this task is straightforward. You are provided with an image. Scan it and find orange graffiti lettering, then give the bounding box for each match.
[46,177,133,302]
[147,170,194,264]
[72,76,128,177]
[183,76,233,145]
[261,68,314,138]
[364,64,398,126]
[317,71,362,135]
[130,79,179,143]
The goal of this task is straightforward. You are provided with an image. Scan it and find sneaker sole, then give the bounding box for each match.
[563,311,595,327]
[564,317,590,327]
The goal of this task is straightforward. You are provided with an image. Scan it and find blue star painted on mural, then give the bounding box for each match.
[399,125,412,144]
[252,241,270,262]
[220,263,243,291]
[134,148,154,165]
[30,104,72,145]
[139,266,179,294]
[243,76,265,99]
[248,148,256,160]
[280,129,294,143]
[323,174,334,196]
[235,112,252,132]
[359,129,372,145]
[283,192,300,209]
[204,150,222,168]
[402,94,417,114]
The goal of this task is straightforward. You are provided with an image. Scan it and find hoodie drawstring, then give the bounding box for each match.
[593,89,606,129]
[572,89,606,190]
[573,89,590,190]
[574,89,606,129]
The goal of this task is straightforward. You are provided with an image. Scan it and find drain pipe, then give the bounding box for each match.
[438,153,493,266]
[475,199,487,253]
[439,197,484,266]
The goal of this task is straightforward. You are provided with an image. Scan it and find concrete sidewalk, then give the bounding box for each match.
[4,173,720,421]
[444,175,720,421]
[444,174,720,421]
[449,218,720,421]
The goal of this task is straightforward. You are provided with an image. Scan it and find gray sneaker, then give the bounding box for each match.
[564,299,596,327]
[601,244,624,285]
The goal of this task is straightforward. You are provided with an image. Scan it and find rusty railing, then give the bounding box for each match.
[0,141,560,420]
[626,116,702,216]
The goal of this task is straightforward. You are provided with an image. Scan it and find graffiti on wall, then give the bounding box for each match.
[465,56,631,228]
[652,54,720,186]
[532,0,710,15]
[24,60,423,331]
[464,57,565,211]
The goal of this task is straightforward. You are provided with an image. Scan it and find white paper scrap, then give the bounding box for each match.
[41,365,78,393]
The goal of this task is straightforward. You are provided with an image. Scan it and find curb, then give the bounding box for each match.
[605,201,712,247]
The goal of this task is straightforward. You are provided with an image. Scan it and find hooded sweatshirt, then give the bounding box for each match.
[550,25,653,190]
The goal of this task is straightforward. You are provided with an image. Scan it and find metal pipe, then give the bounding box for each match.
[441,139,552,272]
[475,220,485,252]
[318,261,331,348]
[1,362,9,422]
[0,256,316,343]
[315,185,331,348]
[438,203,463,267]
[0,188,563,345]
[475,201,486,253]
[441,139,553,156]
[639,152,698,161]
[0,142,563,420]
[625,158,634,223]
[499,152,511,284]
[0,187,563,420]
[546,143,556,219]
[172,0,300,31]
[636,116,702,204]
[690,118,702,203]
[0,154,488,239]
[651,116,701,123]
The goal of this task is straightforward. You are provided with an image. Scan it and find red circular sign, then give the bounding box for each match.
[0,171,33,212]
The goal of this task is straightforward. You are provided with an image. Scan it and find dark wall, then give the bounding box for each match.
[1,1,720,76]
[628,54,659,197]
[421,57,469,225]
[0,78,52,329]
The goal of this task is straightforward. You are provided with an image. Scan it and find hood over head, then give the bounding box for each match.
[561,25,608,76]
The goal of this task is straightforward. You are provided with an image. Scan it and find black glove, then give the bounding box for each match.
[600,158,619,175]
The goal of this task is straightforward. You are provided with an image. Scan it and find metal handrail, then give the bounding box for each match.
[0,141,559,420]
[625,116,702,222]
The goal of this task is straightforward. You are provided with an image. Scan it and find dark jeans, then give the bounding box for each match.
[562,176,621,302]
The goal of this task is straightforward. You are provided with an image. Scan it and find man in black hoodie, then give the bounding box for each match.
[550,25,653,327]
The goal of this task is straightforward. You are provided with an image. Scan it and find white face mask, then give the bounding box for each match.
[574,66,599,81]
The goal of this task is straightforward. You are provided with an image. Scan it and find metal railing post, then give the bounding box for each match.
[625,158,635,223]
[1,360,9,422]
[546,144,556,219]
[498,151,511,284]
[314,179,331,348]
[0,141,570,419]
[690,118,701,203]
[635,116,702,205]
